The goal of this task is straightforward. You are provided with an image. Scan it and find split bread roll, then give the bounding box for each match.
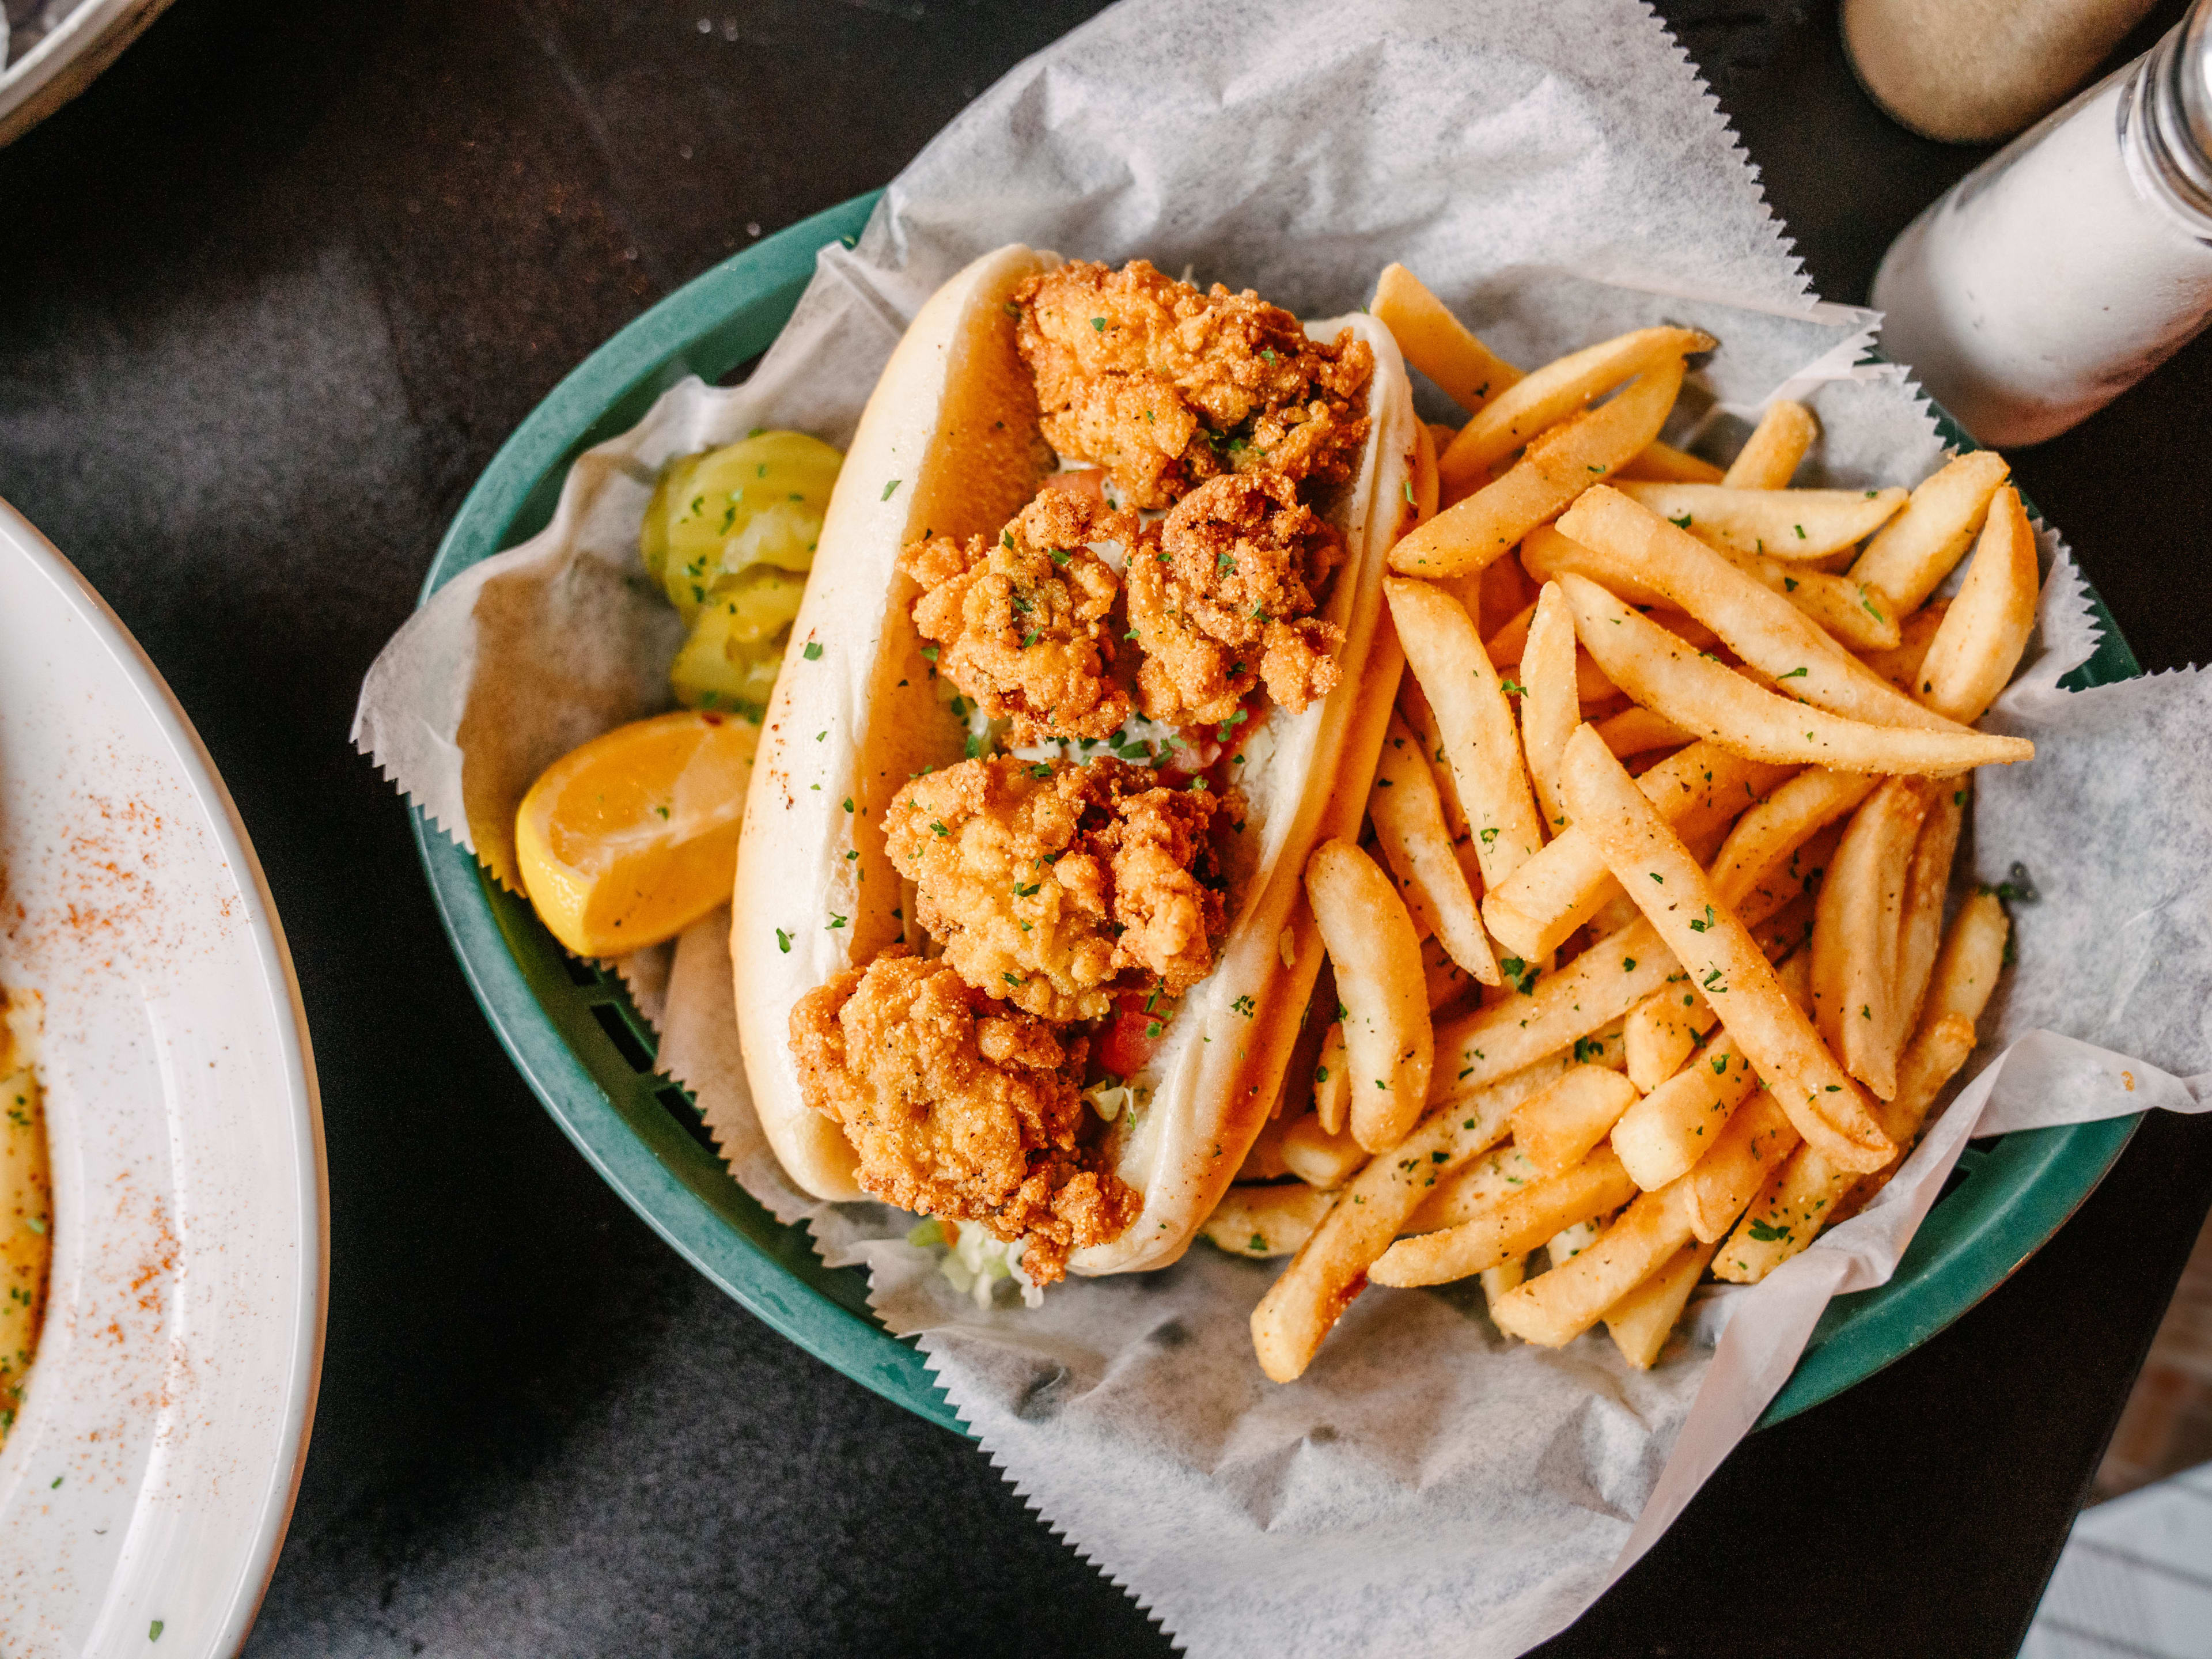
[730,243,1419,1275]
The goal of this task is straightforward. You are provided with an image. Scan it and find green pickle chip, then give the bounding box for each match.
[642,430,843,715]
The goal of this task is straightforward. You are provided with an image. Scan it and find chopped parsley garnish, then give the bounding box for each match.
[802,641,824,660]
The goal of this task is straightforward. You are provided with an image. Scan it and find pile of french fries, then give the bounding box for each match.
[1203,267,2039,1384]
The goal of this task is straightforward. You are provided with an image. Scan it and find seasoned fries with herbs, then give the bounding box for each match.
[1211,280,2039,1386]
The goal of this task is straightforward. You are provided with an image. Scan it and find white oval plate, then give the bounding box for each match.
[0,498,323,1657]
[0,0,177,148]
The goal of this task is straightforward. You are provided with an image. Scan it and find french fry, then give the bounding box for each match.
[1552,487,1957,731]
[1680,1090,1801,1240]
[1371,1143,1638,1287]
[1881,1014,1983,1150]
[1721,401,1818,490]
[1482,743,1794,962]
[1885,890,2008,1145]
[1438,816,1819,1116]
[1313,1021,1351,1135]
[1481,1257,1529,1305]
[1370,263,1521,414]
[1810,779,1929,1100]
[1423,933,1480,1017]
[1594,705,1694,758]
[1281,1107,1369,1190]
[1307,839,1434,1152]
[1605,1236,1721,1369]
[1432,918,1675,1102]
[1546,1216,1609,1264]
[1857,601,1949,694]
[1624,984,1715,1091]
[1251,1066,1544,1381]
[1620,439,1726,484]
[1203,1183,1337,1259]
[1917,484,2040,725]
[1391,356,1688,578]
[1921,889,2010,1034]
[1388,579,1547,892]
[1371,714,1501,984]
[1717,899,2005,1281]
[1398,679,1476,842]
[1479,550,1536,636]
[1520,581,1580,834]
[1558,725,1896,1172]
[1850,450,2010,613]
[1403,1135,1546,1233]
[1612,482,1907,560]
[1714,1146,1851,1283]
[1484,599,1539,667]
[1890,782,1965,1058]
[1706,768,1879,916]
[1611,1028,1763,1190]
[1489,1183,1698,1347]
[1511,1063,1642,1176]
[1239,1104,1294,1180]
[1558,574,2034,774]
[1411,414,1441,525]
[1710,542,1904,653]
[1439,327,1714,493]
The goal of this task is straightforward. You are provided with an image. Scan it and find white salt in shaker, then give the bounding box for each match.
[1871,0,2212,445]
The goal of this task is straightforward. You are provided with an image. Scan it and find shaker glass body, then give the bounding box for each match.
[1872,1,2212,445]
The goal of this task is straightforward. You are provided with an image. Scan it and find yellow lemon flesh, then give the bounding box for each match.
[515,709,760,959]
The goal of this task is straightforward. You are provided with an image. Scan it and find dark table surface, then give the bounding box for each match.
[5,2,2210,1654]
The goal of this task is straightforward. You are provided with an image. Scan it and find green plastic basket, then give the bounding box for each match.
[412,192,2140,1433]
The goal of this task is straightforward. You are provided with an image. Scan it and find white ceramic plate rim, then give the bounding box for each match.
[0,498,325,1658]
[1,0,140,101]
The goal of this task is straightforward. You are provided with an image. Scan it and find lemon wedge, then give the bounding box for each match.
[515,710,759,958]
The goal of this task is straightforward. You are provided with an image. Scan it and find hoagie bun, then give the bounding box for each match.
[732,244,1418,1277]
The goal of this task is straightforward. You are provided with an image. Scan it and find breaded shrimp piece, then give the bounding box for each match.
[1126,471,1344,727]
[1015,259,1373,510]
[884,756,1230,1020]
[790,949,1137,1282]
[900,486,1135,745]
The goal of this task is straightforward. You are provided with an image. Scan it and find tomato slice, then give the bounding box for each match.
[1097,989,1167,1080]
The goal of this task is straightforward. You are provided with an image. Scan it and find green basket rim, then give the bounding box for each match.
[409,190,2140,1436]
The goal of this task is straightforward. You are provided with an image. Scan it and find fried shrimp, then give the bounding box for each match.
[900,486,1135,744]
[884,756,1231,1021]
[1016,260,1373,510]
[790,950,1138,1282]
[1125,471,1346,727]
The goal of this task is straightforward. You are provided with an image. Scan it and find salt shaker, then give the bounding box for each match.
[1871,0,2212,445]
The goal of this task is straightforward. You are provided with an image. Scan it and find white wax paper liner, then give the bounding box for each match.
[351,1,2212,1653]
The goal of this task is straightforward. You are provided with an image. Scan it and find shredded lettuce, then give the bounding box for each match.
[908,1216,1043,1309]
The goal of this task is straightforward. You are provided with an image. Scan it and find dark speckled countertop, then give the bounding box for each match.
[2,2,2209,1654]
